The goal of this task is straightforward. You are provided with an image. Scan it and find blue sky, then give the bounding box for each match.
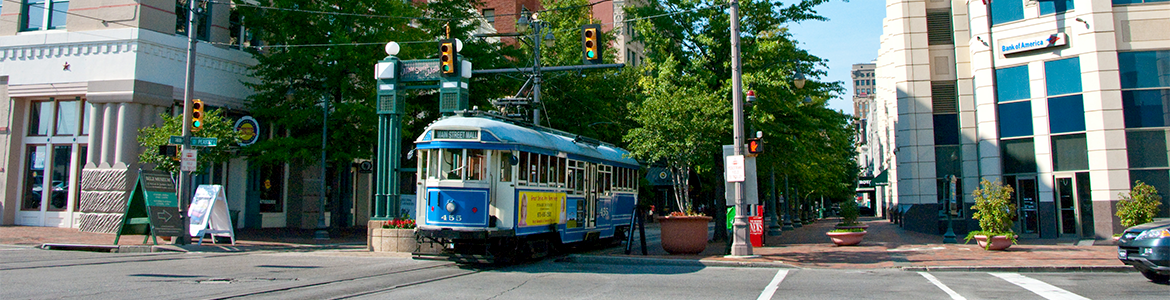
[788,0,886,114]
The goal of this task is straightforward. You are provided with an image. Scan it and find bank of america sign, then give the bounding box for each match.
[1000,32,1068,55]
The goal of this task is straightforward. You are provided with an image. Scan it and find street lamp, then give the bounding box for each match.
[315,94,330,240]
[942,174,957,243]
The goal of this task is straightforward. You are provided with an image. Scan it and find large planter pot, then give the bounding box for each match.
[657,215,712,254]
[369,228,418,253]
[834,224,869,230]
[826,231,867,246]
[973,235,1014,250]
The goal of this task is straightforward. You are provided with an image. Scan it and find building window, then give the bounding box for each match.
[1052,133,1088,171]
[1045,57,1082,96]
[1113,0,1170,4]
[998,101,1033,138]
[996,65,1030,102]
[991,0,1025,25]
[176,0,212,42]
[1002,138,1037,174]
[21,0,68,31]
[1119,51,1170,90]
[1039,0,1074,15]
[1127,130,1169,168]
[483,9,495,23]
[1048,95,1085,134]
[1123,90,1170,128]
[934,114,960,145]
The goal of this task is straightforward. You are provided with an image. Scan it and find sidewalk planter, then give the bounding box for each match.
[657,215,712,254]
[369,228,418,253]
[833,224,869,230]
[826,231,867,246]
[972,235,1014,251]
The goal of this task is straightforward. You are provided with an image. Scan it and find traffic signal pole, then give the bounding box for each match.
[176,0,200,246]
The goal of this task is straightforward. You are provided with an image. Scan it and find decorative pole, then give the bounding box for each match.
[728,0,753,257]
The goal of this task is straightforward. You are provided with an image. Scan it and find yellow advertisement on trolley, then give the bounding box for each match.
[518,191,565,227]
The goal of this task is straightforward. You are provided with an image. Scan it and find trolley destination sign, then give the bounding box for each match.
[434,130,478,140]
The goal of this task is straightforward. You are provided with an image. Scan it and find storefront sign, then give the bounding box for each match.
[1000,32,1068,55]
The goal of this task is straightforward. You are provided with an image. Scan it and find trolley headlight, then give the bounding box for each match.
[1136,228,1170,240]
[446,201,457,214]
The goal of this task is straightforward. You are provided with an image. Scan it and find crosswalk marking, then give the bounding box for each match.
[756,269,789,300]
[918,272,967,300]
[990,272,1090,300]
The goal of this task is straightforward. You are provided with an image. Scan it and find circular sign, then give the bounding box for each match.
[234,116,260,146]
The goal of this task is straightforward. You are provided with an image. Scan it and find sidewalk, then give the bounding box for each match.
[1,217,1130,271]
[579,216,1129,271]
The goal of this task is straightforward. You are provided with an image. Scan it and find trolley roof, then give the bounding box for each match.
[415,115,638,168]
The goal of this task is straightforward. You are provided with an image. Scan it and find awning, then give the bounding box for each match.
[873,170,889,186]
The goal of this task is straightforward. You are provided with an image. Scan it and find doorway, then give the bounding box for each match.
[1004,176,1039,237]
[1055,172,1093,238]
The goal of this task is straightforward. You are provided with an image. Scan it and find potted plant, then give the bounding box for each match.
[1116,181,1163,239]
[369,216,417,253]
[827,199,866,246]
[658,209,712,254]
[965,179,1017,250]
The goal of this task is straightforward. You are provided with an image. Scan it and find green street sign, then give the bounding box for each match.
[169,136,186,145]
[191,137,218,147]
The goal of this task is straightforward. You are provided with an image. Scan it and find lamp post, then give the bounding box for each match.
[315,94,330,240]
[728,0,752,257]
[942,174,957,243]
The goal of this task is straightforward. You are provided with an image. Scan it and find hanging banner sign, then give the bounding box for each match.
[234,116,260,146]
[188,185,235,245]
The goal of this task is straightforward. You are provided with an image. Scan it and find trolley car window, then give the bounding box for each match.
[498,151,512,182]
[530,153,540,184]
[557,157,566,187]
[539,154,549,185]
[574,164,586,194]
[441,149,464,180]
[518,152,529,182]
[468,149,485,181]
[427,150,440,179]
[419,150,429,180]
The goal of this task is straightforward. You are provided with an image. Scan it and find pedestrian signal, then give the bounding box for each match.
[747,138,763,154]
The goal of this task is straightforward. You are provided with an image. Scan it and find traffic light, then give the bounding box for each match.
[439,39,457,77]
[158,145,179,161]
[747,138,763,155]
[191,99,204,131]
[582,24,601,64]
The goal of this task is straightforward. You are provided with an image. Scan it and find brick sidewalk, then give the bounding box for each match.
[592,217,1126,270]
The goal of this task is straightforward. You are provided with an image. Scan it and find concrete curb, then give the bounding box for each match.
[901,265,1135,273]
[561,254,800,269]
[39,243,176,253]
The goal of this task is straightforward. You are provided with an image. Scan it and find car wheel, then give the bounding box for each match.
[1140,270,1170,283]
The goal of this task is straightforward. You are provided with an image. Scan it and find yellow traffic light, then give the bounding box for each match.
[191,99,204,131]
[439,39,456,76]
[582,24,601,64]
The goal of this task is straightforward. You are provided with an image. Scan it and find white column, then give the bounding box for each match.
[86,103,105,168]
[100,103,117,168]
[967,0,1002,181]
[112,103,140,168]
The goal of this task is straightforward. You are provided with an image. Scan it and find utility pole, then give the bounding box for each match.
[728,0,753,257]
[176,0,201,246]
[532,19,544,126]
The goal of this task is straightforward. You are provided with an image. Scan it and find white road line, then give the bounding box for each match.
[990,272,1091,300]
[756,269,789,300]
[918,272,967,300]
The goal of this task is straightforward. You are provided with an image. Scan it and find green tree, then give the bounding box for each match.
[137,109,241,174]
[1117,181,1163,228]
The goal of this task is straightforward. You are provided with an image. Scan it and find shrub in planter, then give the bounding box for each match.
[1116,181,1162,228]
[836,199,862,227]
[965,179,1017,250]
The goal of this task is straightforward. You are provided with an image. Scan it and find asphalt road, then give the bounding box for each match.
[1,244,1167,300]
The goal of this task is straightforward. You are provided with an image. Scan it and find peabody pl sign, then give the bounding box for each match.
[1000,32,1068,55]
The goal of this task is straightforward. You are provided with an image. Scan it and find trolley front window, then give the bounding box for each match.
[468,149,486,181]
[440,149,465,180]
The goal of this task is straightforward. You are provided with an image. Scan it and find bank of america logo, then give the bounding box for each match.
[1047,34,1061,45]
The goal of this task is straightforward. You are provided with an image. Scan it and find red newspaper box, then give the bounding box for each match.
[749,216,763,247]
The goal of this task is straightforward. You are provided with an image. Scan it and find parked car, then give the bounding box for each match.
[1117,219,1170,283]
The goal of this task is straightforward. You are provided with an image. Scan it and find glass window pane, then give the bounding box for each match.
[55,100,78,136]
[991,0,1024,25]
[259,164,283,212]
[518,152,528,182]
[998,101,1033,138]
[28,101,53,136]
[23,146,48,211]
[933,114,959,145]
[499,152,512,182]
[1038,0,1073,15]
[1045,57,1081,96]
[1126,130,1169,168]
[1048,95,1085,133]
[935,145,961,178]
[1052,134,1088,171]
[467,149,485,181]
[23,1,45,31]
[1002,138,1037,174]
[75,145,87,211]
[996,65,1031,102]
[48,145,71,211]
[1118,51,1170,89]
[81,101,90,135]
[49,1,67,29]
[1122,89,1170,128]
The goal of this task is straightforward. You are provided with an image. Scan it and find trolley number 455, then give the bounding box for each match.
[439,215,463,222]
